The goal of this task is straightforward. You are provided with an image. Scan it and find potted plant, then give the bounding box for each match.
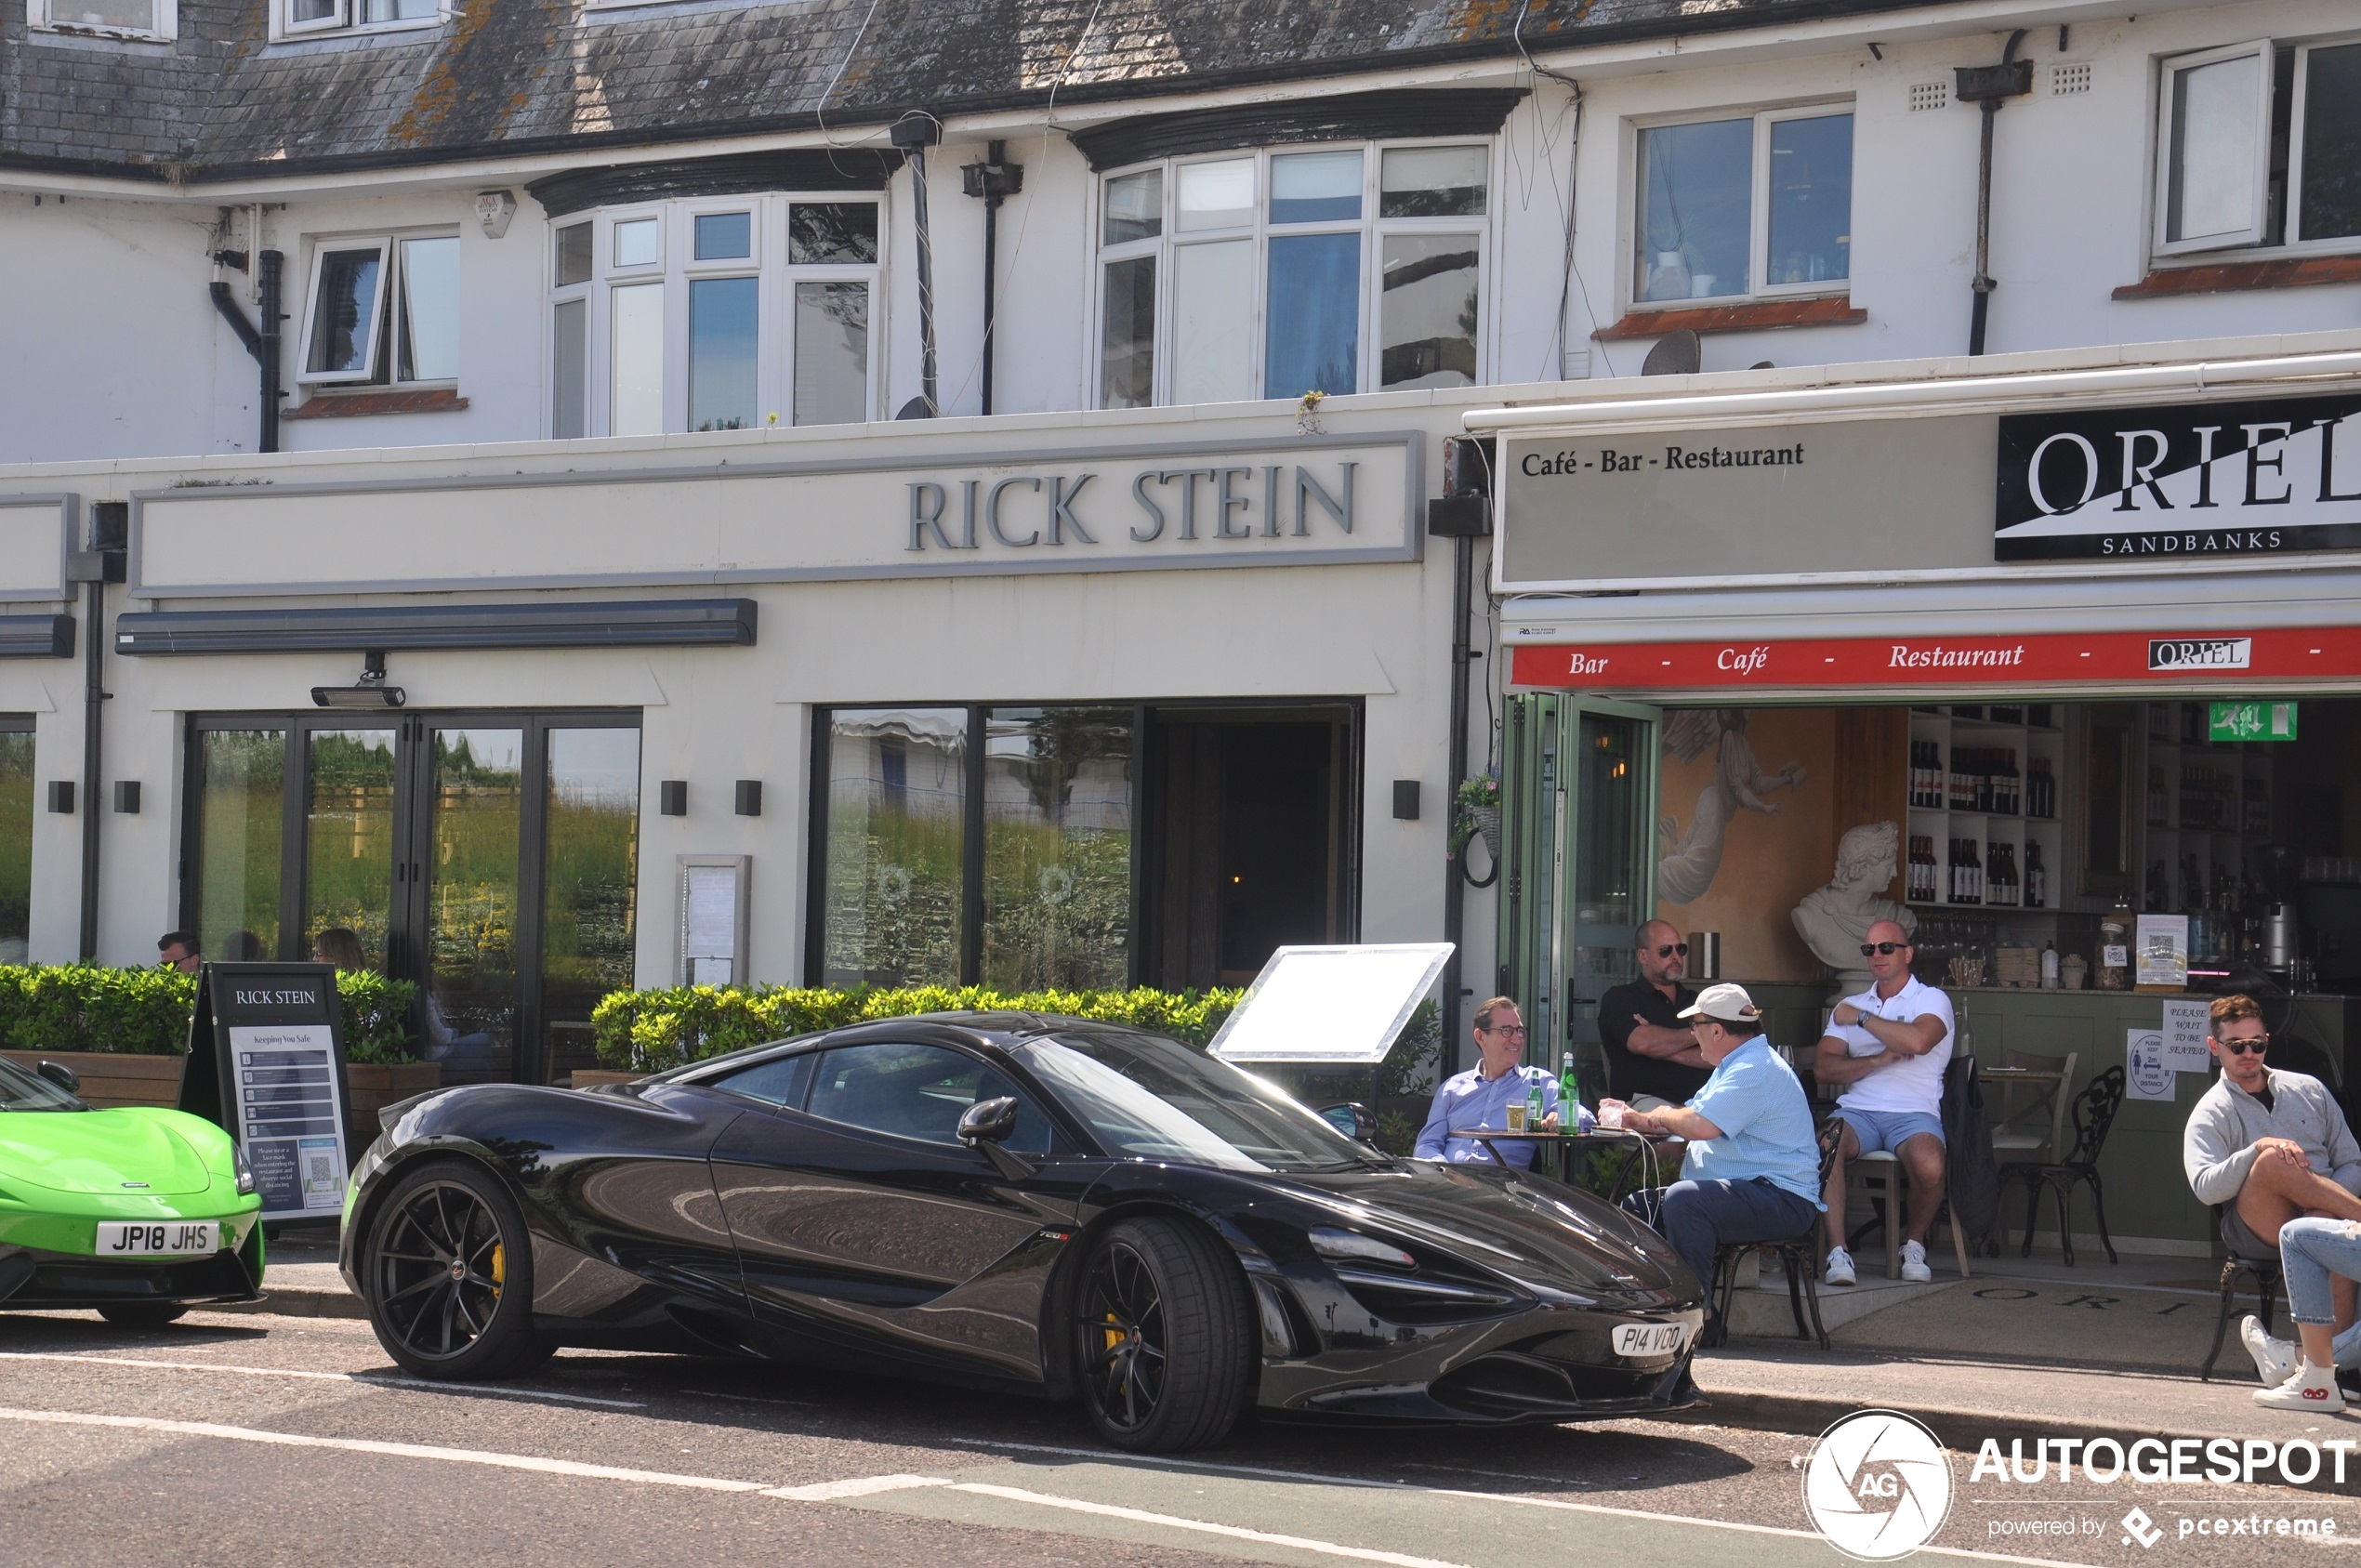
[1448,771,1502,863]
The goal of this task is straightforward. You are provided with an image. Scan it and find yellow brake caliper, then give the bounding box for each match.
[489,1243,505,1300]
[1103,1312,1121,1353]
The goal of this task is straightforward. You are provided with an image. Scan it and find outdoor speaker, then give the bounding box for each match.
[734,780,762,817]
[46,781,73,814]
[112,781,140,814]
[1392,780,1420,821]
[659,780,687,816]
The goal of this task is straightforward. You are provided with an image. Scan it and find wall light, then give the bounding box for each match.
[312,650,405,709]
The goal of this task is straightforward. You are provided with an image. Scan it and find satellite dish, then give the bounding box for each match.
[1641,329,1702,376]
[895,396,936,419]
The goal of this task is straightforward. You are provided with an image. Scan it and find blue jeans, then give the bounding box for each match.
[2275,1217,2361,1368]
[1624,1178,1821,1298]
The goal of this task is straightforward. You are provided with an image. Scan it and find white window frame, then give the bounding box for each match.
[1624,99,1856,315]
[546,194,886,441]
[2151,39,2275,257]
[2284,33,2361,251]
[27,0,175,42]
[272,0,443,42]
[294,230,463,389]
[1088,138,1499,411]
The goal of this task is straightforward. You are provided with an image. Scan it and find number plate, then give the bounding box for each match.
[94,1221,218,1257]
[1612,1321,1689,1358]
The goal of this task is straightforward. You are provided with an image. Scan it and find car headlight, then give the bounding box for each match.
[231,1142,257,1196]
[1309,1226,1415,1268]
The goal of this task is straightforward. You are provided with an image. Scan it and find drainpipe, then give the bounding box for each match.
[1428,438,1496,1079]
[66,502,126,962]
[1957,32,2032,357]
[961,141,1025,417]
[210,246,285,451]
[890,113,943,416]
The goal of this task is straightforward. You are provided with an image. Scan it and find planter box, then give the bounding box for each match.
[568,1070,640,1088]
[345,1061,442,1127]
[1,1049,183,1109]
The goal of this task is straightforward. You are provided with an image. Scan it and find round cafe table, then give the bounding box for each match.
[1451,1127,1686,1197]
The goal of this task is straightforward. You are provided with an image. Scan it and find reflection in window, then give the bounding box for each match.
[551,298,587,440]
[542,728,640,1085]
[824,709,966,987]
[809,1041,1056,1152]
[304,729,397,971]
[689,276,758,431]
[394,235,461,383]
[1766,114,1853,285]
[1265,231,1360,400]
[1100,255,1155,409]
[2300,45,2361,242]
[613,217,660,269]
[1270,150,1363,224]
[424,730,523,1086]
[1380,146,1487,217]
[1172,241,1253,405]
[1380,232,1479,389]
[2165,52,2264,245]
[790,203,880,265]
[0,727,30,963]
[304,247,385,378]
[1637,118,1751,301]
[1178,159,1254,231]
[1102,168,1162,244]
[794,282,868,426]
[693,211,752,260]
[555,223,594,287]
[195,730,286,961]
[611,282,664,437]
[983,707,1133,992]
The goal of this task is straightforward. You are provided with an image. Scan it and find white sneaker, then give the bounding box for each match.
[2255,1362,2345,1412]
[1824,1246,1856,1286]
[2243,1314,2300,1388]
[1899,1240,1932,1284]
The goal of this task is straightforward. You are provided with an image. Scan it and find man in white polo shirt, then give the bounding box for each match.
[1814,919,1956,1285]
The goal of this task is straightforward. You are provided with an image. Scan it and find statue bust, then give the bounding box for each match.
[1792,822,1919,990]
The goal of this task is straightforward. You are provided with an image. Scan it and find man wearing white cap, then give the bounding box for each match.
[1602,982,1824,1310]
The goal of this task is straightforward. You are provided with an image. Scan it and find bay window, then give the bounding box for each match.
[2155,35,2361,257]
[1097,140,1491,409]
[296,231,461,389]
[1632,105,1853,306]
[549,196,879,439]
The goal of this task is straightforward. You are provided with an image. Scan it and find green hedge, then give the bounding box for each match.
[0,965,416,1062]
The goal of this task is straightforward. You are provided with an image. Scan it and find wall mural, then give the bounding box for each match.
[1656,708,1810,904]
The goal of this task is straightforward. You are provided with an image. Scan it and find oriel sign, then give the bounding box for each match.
[1995,392,2361,561]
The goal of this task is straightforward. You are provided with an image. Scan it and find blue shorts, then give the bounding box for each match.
[1836,1107,1946,1154]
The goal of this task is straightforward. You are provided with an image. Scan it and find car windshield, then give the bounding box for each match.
[0,1056,88,1112]
[1012,1032,1378,1174]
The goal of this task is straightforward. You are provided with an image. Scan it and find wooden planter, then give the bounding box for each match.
[0,1049,184,1109]
[345,1061,442,1128]
[568,1069,640,1088]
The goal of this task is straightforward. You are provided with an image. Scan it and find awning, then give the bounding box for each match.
[114,599,757,656]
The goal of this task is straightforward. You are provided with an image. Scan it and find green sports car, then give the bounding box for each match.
[0,1055,264,1325]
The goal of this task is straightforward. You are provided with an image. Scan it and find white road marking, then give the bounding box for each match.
[0,1351,642,1409]
[0,1406,761,1491]
[769,1474,949,1500]
[692,1389,823,1409]
[948,1482,1471,1568]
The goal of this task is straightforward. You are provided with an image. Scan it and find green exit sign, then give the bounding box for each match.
[2210,701,2299,742]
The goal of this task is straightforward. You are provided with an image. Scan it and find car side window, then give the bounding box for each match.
[709,1052,816,1110]
[807,1042,1062,1153]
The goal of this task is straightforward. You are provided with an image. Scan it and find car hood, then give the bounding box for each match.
[1272,1160,1695,1298]
[0,1108,218,1195]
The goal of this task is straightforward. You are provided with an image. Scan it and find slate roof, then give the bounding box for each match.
[2,0,1964,183]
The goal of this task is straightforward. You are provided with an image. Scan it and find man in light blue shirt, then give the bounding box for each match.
[1603,982,1823,1309]
[1415,997,1563,1168]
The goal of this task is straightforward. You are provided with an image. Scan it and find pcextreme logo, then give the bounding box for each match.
[1802,1410,1956,1561]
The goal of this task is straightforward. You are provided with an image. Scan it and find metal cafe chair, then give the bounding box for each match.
[2200,1205,2284,1382]
[1701,1118,1845,1351]
[2002,1066,2127,1266]
[1990,1050,2077,1168]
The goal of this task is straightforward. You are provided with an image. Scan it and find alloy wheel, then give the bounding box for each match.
[372,1179,508,1362]
[1079,1238,1167,1433]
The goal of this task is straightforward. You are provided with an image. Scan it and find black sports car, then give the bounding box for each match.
[340,1013,1705,1452]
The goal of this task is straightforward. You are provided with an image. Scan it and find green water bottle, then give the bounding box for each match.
[1526,1080,1544,1129]
[1560,1050,1581,1115]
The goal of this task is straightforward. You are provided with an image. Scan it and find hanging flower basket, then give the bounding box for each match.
[1449,773,1502,860]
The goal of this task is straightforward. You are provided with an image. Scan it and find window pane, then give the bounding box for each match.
[2300,44,2361,242]
[794,281,868,426]
[54,0,155,27]
[1178,158,1254,231]
[304,247,382,376]
[195,730,285,963]
[1379,232,1479,389]
[423,729,522,1086]
[1636,118,1750,300]
[1103,169,1163,244]
[613,217,660,268]
[357,0,434,20]
[714,1053,812,1109]
[1766,113,1853,284]
[551,298,587,440]
[790,203,879,265]
[824,708,966,988]
[693,212,752,260]
[1380,145,1487,217]
[303,729,396,973]
[1100,255,1155,409]
[542,728,640,1085]
[1265,231,1360,399]
[1170,240,1254,405]
[689,276,758,431]
[395,235,460,382]
[983,706,1133,992]
[1270,150,1363,224]
[2168,52,2262,243]
[610,282,664,437]
[0,731,32,962]
[287,0,336,22]
[809,1042,1055,1151]
[554,223,593,287]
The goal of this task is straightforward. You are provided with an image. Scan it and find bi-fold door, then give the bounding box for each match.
[184,711,641,1086]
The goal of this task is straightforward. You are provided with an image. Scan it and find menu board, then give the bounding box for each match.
[180,963,352,1224]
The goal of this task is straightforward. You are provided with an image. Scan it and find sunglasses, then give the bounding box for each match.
[1859,941,1910,956]
[2219,1034,2270,1055]
[1653,942,1690,958]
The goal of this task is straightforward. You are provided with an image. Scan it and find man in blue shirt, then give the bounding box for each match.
[1603,982,1823,1310]
[1414,996,1562,1168]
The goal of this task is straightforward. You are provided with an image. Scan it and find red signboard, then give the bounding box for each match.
[1510,626,2361,692]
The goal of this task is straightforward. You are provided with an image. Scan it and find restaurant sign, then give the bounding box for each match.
[1509,626,2361,692]
[1996,391,2361,561]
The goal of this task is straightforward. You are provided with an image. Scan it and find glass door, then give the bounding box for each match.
[302,728,399,969]
[417,727,526,1086]
[538,726,642,1084]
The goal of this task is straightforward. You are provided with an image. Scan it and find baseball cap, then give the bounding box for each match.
[1677,982,1761,1024]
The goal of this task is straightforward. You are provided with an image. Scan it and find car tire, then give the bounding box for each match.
[98,1303,188,1328]
[1075,1216,1253,1454]
[363,1158,541,1381]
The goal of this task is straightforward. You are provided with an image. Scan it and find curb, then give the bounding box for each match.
[210,1283,370,1321]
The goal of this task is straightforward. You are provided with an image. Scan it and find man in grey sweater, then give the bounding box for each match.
[2183,993,2361,1385]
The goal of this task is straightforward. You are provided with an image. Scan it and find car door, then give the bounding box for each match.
[709,1038,1084,1379]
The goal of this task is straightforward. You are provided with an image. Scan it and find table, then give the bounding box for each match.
[1981,1064,2072,1165]
[1450,1127,1687,1197]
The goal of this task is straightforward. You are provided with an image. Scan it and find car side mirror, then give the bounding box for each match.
[1317,1101,1373,1141]
[36,1060,80,1094]
[957,1096,1035,1180]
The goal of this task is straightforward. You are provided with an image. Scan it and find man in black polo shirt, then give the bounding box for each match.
[1599,919,1711,1109]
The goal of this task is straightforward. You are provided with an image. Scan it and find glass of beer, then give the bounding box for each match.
[1506,1101,1528,1133]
